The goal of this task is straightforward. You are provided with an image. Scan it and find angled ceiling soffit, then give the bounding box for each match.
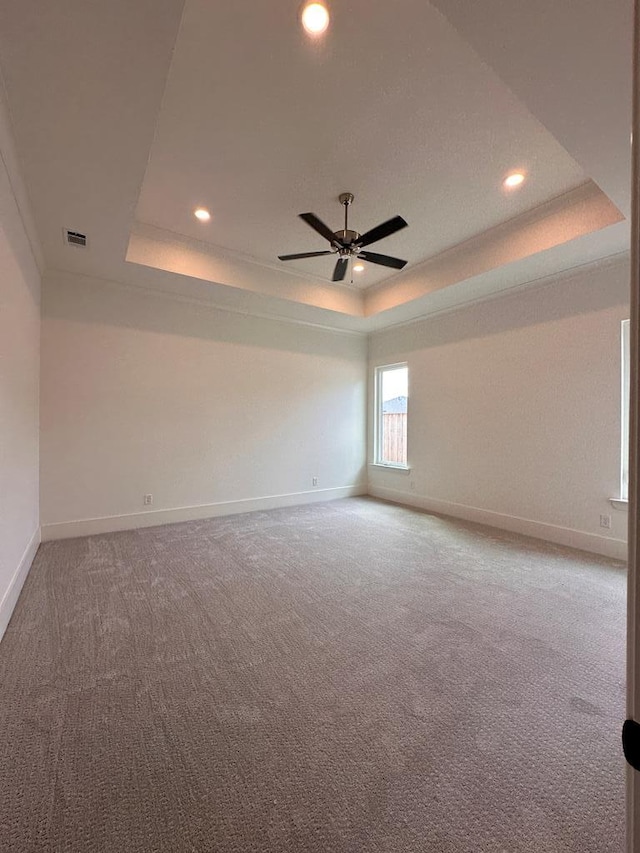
[365,180,623,316]
[126,222,365,318]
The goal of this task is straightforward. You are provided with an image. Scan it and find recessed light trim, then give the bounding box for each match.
[194,207,211,222]
[301,2,330,35]
[353,263,365,273]
[504,172,525,189]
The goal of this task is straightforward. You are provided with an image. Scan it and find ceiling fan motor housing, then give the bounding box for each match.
[335,229,361,250]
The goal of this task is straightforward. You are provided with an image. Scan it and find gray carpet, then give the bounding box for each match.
[0,497,626,852]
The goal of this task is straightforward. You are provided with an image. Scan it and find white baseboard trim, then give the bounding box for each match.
[368,486,627,561]
[41,485,368,541]
[0,527,41,642]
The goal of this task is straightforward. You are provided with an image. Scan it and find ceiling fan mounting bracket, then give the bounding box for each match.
[338,192,354,206]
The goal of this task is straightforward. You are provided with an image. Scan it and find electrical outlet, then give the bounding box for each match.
[312,477,318,487]
[599,514,611,530]
[144,494,153,506]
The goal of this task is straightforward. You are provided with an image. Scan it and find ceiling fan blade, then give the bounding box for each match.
[278,251,334,261]
[299,212,341,246]
[358,250,408,270]
[355,215,408,248]
[332,257,348,282]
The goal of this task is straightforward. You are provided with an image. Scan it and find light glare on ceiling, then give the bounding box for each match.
[301,2,330,35]
[504,172,525,189]
[194,207,211,221]
[353,263,365,272]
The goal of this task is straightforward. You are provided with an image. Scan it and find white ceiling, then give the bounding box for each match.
[0,0,632,332]
[136,0,588,289]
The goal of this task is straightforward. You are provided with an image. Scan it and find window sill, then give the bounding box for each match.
[610,498,628,511]
[369,463,411,473]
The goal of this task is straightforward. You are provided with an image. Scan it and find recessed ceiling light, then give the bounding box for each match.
[194,207,211,222]
[353,263,365,273]
[503,172,525,189]
[301,2,330,35]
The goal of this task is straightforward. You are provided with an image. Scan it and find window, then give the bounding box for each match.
[622,319,630,500]
[374,363,408,467]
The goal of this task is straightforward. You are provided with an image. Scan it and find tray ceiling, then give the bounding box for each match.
[0,0,630,331]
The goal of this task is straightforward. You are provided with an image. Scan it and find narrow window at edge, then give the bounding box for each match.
[622,318,630,501]
[375,363,408,467]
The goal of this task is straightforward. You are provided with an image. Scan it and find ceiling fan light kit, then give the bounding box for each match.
[278,193,409,282]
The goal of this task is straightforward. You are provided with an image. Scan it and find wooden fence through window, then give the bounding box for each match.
[382,413,407,464]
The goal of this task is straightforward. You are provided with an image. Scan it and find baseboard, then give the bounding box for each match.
[0,527,41,642]
[368,486,627,561]
[41,485,368,541]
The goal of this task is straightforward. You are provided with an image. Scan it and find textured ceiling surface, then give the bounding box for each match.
[135,0,587,289]
[0,0,631,331]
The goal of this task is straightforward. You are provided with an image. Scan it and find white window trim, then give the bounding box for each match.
[373,362,408,469]
[621,319,630,502]
[610,319,630,510]
[611,497,629,510]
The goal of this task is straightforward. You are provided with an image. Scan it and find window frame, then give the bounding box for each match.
[622,318,630,501]
[373,362,409,469]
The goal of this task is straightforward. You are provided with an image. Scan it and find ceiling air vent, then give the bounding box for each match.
[64,229,88,248]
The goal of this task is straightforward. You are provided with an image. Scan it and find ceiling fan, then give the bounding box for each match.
[278,193,408,282]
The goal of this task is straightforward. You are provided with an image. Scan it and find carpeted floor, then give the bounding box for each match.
[0,497,626,852]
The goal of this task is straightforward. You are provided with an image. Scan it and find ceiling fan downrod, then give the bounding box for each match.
[337,192,358,253]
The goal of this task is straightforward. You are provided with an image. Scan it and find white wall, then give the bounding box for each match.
[0,124,41,637]
[40,271,367,538]
[369,257,630,559]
